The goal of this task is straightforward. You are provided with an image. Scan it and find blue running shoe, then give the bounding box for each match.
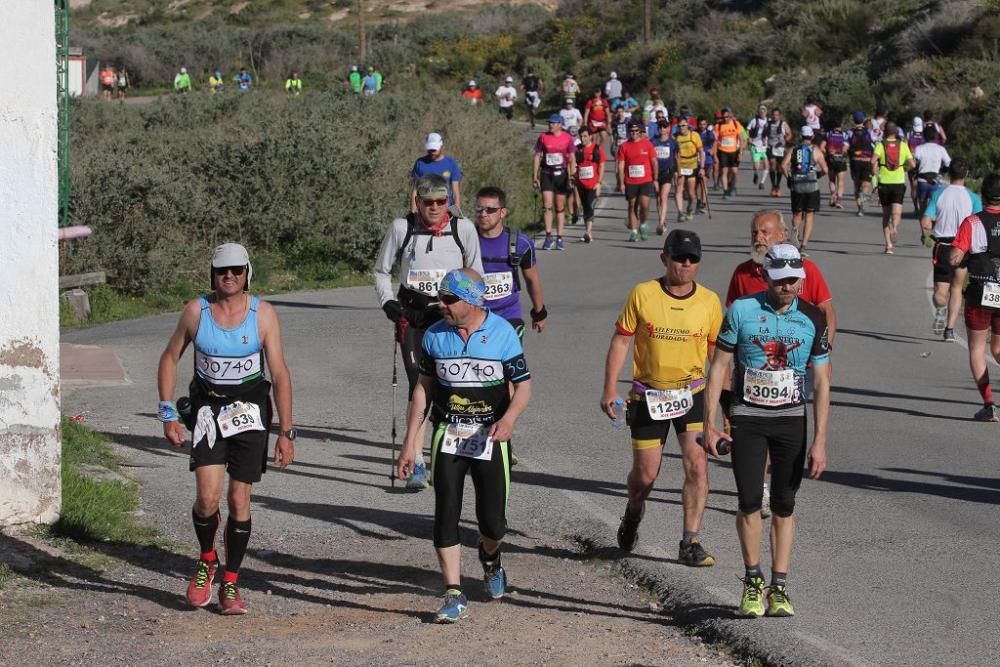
[483,564,507,599]
[406,463,428,490]
[434,589,468,623]
[540,235,555,251]
[555,237,566,251]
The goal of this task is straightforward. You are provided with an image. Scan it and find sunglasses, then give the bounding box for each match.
[213,266,246,276]
[767,258,803,269]
[439,293,462,305]
[420,198,449,207]
[475,205,502,215]
[671,254,701,265]
[628,129,641,133]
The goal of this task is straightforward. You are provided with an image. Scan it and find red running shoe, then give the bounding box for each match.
[185,557,218,608]
[219,581,248,615]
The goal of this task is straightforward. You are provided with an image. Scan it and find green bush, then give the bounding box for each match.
[65,90,535,296]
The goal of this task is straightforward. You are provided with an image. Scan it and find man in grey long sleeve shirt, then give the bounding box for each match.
[374,174,483,489]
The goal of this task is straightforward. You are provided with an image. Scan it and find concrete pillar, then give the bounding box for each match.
[0,3,61,526]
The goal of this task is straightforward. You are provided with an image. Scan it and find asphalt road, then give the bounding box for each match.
[63,151,1000,666]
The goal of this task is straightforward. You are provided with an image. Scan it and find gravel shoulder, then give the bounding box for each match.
[0,526,737,666]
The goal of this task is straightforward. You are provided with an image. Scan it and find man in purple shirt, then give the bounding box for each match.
[473,186,547,338]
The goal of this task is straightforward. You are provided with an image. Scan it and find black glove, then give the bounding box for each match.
[382,300,403,323]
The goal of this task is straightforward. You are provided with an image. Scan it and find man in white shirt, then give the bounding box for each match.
[559,98,583,137]
[495,77,518,121]
[605,71,623,108]
[913,127,951,213]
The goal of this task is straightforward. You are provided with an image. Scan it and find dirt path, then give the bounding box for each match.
[0,528,736,666]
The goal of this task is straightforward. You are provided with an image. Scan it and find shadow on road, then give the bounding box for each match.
[819,469,1000,505]
[267,300,370,311]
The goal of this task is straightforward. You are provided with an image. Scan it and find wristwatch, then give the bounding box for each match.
[281,428,297,441]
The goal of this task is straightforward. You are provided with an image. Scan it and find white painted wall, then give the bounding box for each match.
[0,3,61,526]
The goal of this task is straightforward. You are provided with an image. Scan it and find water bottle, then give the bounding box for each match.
[696,433,730,455]
[611,397,626,428]
[177,396,193,428]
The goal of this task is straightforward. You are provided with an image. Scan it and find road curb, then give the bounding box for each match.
[572,519,869,667]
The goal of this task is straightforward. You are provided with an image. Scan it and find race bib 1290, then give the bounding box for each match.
[645,387,693,421]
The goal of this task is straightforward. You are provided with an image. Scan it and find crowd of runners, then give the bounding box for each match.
[153,67,1000,625]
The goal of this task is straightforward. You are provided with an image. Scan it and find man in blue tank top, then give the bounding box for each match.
[473,186,547,338]
[158,243,295,616]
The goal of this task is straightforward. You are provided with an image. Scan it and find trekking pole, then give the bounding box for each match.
[390,329,399,486]
[700,172,713,220]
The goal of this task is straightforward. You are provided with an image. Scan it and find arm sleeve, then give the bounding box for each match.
[971,191,984,214]
[952,219,973,251]
[808,310,831,366]
[716,301,741,352]
[373,221,404,306]
[614,286,642,336]
[803,261,833,305]
[724,270,740,308]
[518,232,537,269]
[458,220,484,274]
[708,294,723,347]
[501,328,530,383]
[418,334,436,376]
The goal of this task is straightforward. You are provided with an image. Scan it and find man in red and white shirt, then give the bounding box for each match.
[616,120,658,243]
[949,173,1000,421]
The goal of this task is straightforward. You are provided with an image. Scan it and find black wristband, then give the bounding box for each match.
[530,305,548,321]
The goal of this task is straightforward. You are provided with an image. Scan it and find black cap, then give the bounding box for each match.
[664,229,702,259]
[627,119,642,130]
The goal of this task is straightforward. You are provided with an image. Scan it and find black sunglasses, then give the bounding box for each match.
[475,205,502,215]
[439,293,462,305]
[671,254,701,264]
[767,258,803,269]
[213,266,246,276]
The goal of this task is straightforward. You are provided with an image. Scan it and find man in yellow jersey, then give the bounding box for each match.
[674,119,705,219]
[871,121,916,254]
[601,230,723,566]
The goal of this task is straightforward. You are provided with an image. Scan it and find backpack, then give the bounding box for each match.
[575,143,603,167]
[480,227,526,293]
[394,213,466,266]
[850,127,872,158]
[884,141,901,170]
[792,144,815,179]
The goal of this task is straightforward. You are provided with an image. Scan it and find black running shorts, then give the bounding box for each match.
[627,390,705,449]
[790,190,821,213]
[540,169,572,194]
[625,182,655,199]
[878,183,906,206]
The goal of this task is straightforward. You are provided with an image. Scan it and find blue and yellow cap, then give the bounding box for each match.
[439,269,485,307]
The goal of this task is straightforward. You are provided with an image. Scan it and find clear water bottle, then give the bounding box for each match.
[611,397,626,428]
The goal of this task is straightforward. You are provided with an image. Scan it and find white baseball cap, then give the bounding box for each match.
[425,132,443,151]
[180,67,187,73]
[801,126,814,138]
[763,244,806,281]
[211,243,253,285]
[912,116,924,132]
[505,76,513,83]
[610,71,617,79]
[468,80,477,87]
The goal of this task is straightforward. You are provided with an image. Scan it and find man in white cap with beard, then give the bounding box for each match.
[495,76,518,121]
[158,243,296,616]
[410,132,463,214]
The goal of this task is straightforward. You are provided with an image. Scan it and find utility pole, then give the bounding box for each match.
[644,0,652,43]
[358,0,367,61]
